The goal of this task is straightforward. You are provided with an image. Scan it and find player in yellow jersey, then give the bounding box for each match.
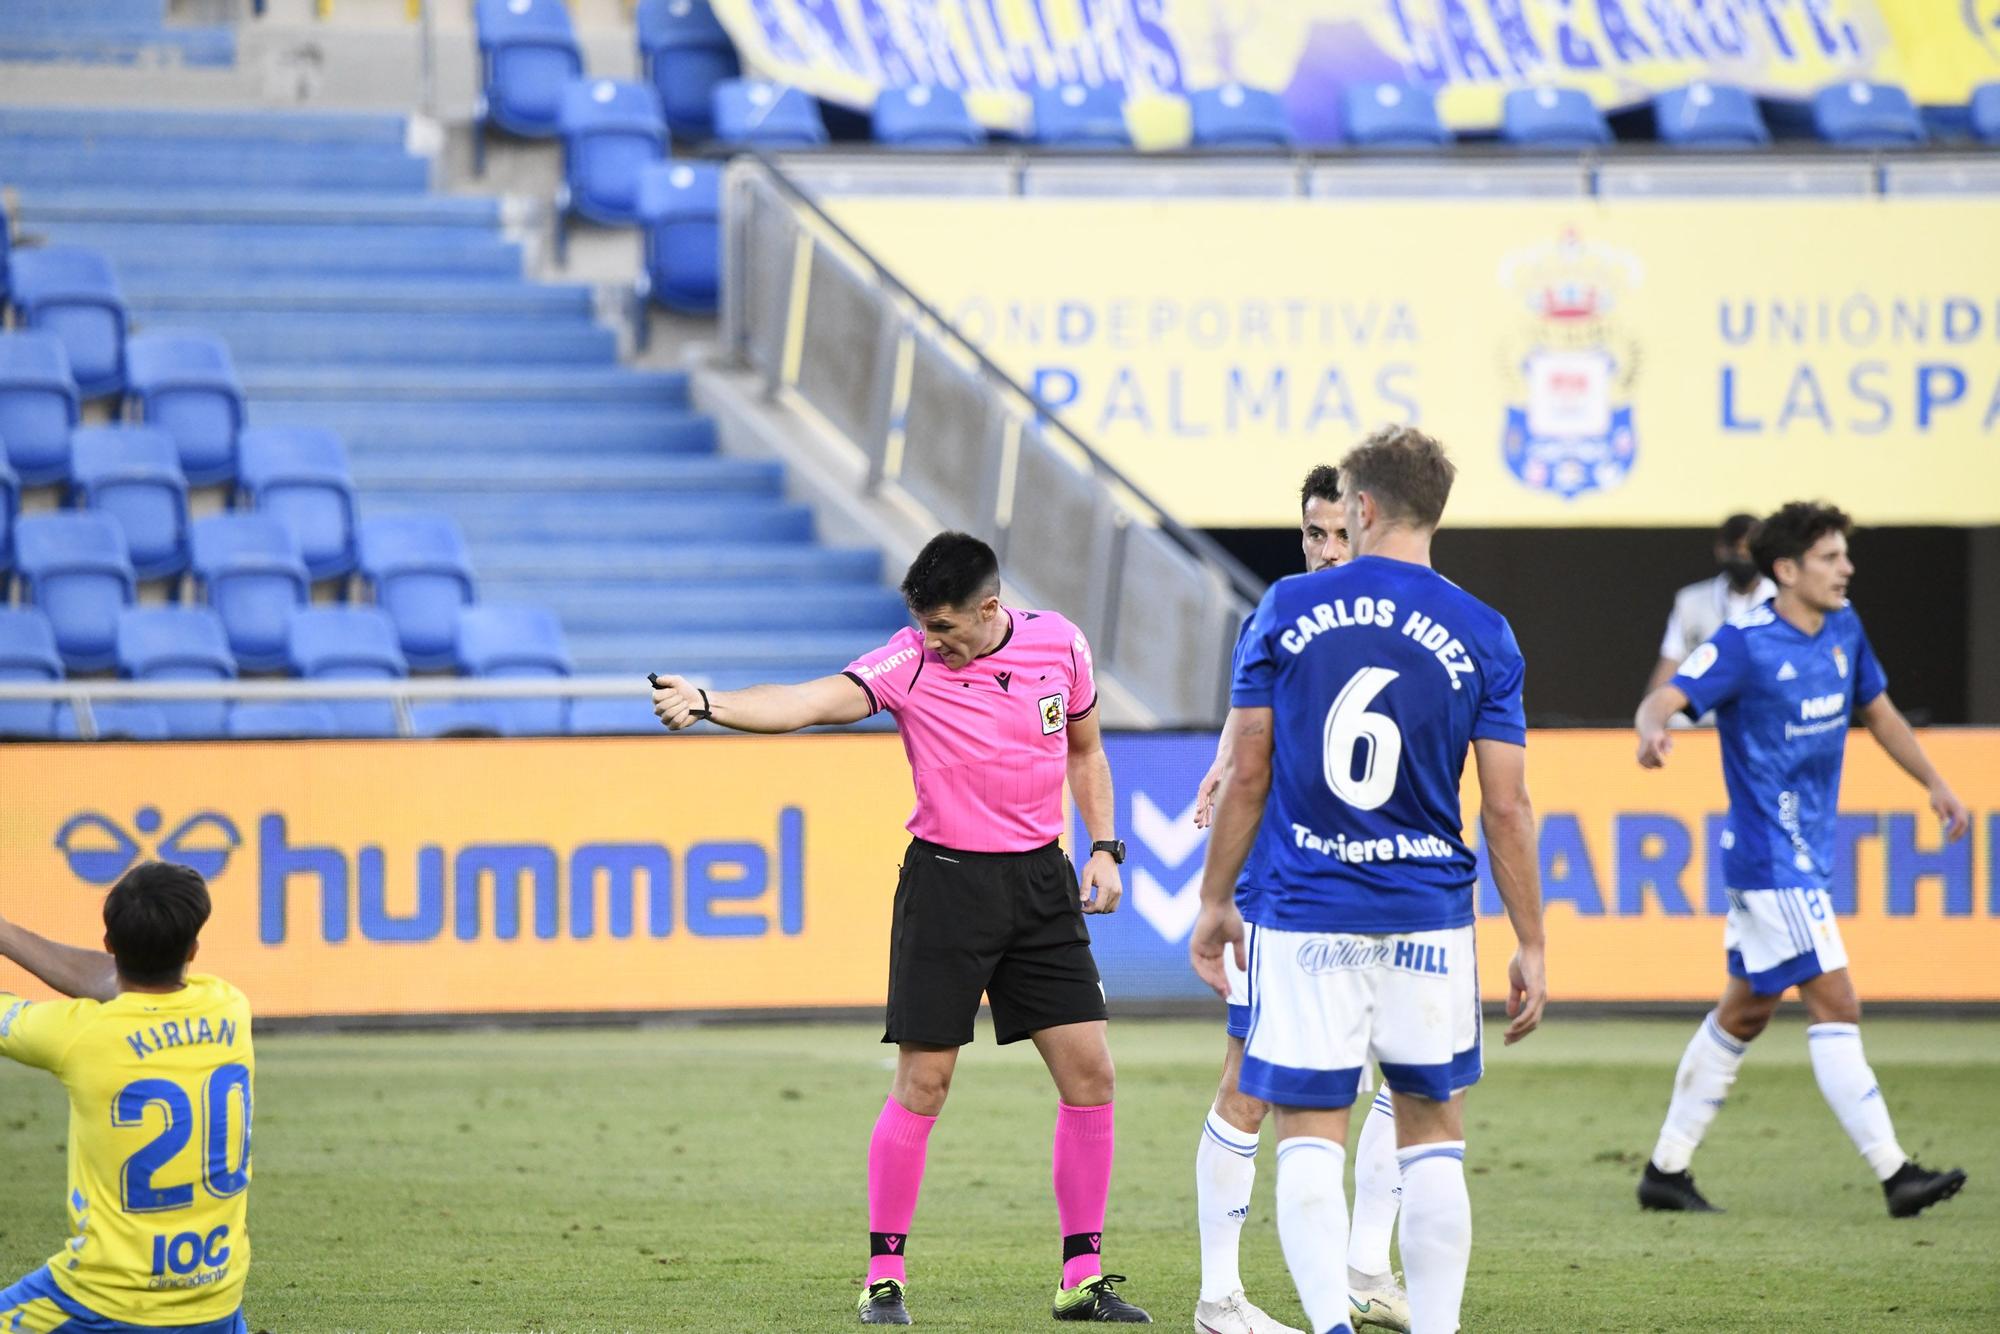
[0,862,253,1334]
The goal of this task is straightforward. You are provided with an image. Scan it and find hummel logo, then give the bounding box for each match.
[995,671,1012,692]
[1777,661,1798,681]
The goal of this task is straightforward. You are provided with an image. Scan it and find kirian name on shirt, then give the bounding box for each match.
[1277,598,1478,690]
[126,1016,239,1061]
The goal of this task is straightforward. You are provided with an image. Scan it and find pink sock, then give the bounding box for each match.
[1053,1101,1115,1289]
[867,1097,936,1284]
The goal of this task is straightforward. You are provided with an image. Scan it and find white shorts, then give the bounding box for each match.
[1224,920,1258,1039]
[1239,923,1480,1109]
[1225,923,1376,1095]
[1725,887,1848,996]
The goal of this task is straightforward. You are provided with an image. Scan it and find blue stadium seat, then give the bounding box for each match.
[1654,81,1768,148]
[0,331,80,488]
[0,454,15,577]
[455,602,572,735]
[873,85,984,148]
[68,425,190,582]
[287,605,405,738]
[1190,84,1294,148]
[475,0,584,163]
[637,0,739,141]
[1813,81,1925,147]
[567,694,661,736]
[190,513,308,672]
[714,79,828,149]
[0,607,63,738]
[637,160,721,314]
[0,203,11,312]
[558,78,668,239]
[408,702,502,737]
[227,700,338,739]
[1502,86,1612,148]
[58,702,170,742]
[1031,84,1130,148]
[1342,82,1451,148]
[124,331,245,488]
[1974,82,2000,144]
[6,247,128,398]
[236,427,357,583]
[115,606,235,738]
[14,512,133,672]
[358,513,476,671]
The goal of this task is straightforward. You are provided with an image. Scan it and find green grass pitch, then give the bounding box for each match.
[3,1016,1997,1332]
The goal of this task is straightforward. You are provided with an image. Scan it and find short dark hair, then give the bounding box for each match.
[102,862,210,986]
[1300,465,1339,512]
[1337,425,1455,530]
[1717,512,1759,547]
[1751,502,1852,583]
[899,531,1000,612]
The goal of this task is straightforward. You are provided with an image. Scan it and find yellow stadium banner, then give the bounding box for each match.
[0,732,1995,1012]
[710,1,2000,136]
[0,738,917,1018]
[833,195,2000,528]
[1458,730,2000,1003]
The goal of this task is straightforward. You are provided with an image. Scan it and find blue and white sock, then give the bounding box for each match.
[1807,1023,1906,1181]
[1398,1141,1469,1334]
[1275,1136,1350,1334]
[1347,1089,1400,1278]
[1651,1011,1747,1174]
[1195,1108,1258,1302]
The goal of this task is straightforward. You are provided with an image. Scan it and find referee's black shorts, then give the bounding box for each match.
[883,837,1108,1047]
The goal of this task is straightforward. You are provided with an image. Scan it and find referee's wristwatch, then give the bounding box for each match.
[1090,839,1126,865]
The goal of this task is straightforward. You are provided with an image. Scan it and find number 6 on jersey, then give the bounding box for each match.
[1323,666,1403,811]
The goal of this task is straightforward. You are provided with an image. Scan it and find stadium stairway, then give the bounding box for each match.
[2,105,907,688]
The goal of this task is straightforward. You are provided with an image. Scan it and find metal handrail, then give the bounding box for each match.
[0,678,648,701]
[0,677,659,741]
[740,153,1268,608]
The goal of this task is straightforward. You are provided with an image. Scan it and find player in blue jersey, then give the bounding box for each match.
[1190,465,1407,1334]
[1633,501,1970,1218]
[1191,427,1548,1334]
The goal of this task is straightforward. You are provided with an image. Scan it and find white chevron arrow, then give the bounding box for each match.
[1131,790,1207,868]
[1132,867,1205,943]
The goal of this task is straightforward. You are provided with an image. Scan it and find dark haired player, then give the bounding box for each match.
[1190,465,1408,1334]
[0,862,253,1334]
[1192,427,1548,1334]
[1634,502,1970,1217]
[652,531,1151,1325]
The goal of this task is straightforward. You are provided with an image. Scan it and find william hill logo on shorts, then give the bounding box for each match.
[55,807,808,945]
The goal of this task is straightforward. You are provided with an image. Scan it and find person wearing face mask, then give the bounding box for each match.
[1645,514,1777,720]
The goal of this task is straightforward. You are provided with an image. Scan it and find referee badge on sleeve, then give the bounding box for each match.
[1039,693,1066,734]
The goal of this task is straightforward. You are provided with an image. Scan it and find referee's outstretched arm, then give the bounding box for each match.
[649,672,871,733]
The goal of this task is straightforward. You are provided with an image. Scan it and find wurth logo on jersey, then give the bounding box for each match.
[855,647,918,681]
[1800,693,1845,720]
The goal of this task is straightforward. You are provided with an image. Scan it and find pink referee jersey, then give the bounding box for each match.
[843,609,1098,853]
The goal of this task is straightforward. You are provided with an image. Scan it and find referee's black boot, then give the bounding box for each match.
[1884,1160,1966,1218]
[1637,1161,1722,1212]
[1052,1273,1151,1322]
[858,1278,912,1324]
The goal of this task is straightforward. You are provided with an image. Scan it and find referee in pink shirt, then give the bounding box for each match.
[651,532,1150,1326]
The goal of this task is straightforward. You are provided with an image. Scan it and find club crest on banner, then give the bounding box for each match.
[1499,230,1644,501]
